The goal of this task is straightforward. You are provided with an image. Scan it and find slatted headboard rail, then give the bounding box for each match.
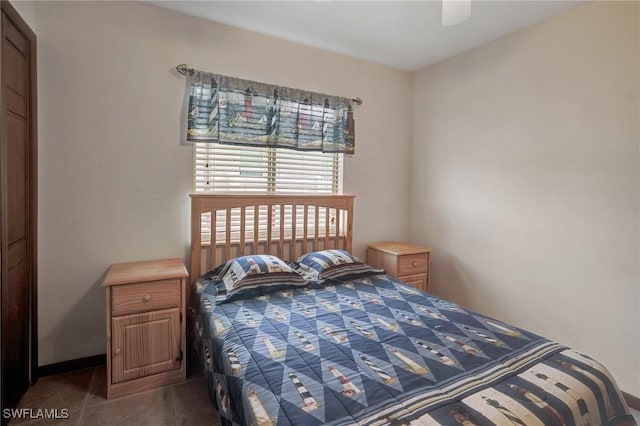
[190,193,355,284]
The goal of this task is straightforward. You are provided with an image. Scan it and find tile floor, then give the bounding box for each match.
[8,365,219,426]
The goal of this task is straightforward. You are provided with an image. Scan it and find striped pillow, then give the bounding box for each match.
[216,255,307,302]
[292,249,384,281]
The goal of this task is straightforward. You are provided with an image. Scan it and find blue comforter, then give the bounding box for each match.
[191,273,635,425]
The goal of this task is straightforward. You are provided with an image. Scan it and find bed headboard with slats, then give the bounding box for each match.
[189,193,355,284]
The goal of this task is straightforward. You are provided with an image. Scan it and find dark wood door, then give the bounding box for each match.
[1,2,37,413]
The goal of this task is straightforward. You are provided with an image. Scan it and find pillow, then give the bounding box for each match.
[291,249,384,282]
[213,255,308,303]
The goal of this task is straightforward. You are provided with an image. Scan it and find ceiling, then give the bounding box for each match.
[145,1,584,71]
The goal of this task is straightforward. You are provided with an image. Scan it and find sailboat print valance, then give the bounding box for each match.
[187,71,355,154]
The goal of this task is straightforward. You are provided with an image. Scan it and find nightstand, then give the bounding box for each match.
[102,258,188,399]
[366,242,431,292]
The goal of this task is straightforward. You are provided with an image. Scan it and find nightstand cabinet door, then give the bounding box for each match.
[112,308,181,384]
[400,273,429,293]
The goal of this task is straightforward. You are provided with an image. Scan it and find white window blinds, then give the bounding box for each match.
[193,143,344,245]
[194,143,343,193]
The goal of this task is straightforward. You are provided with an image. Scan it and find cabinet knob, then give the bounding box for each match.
[114,348,121,355]
[412,261,418,267]
[143,294,152,302]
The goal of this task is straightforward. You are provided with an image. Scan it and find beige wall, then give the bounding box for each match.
[12,0,639,396]
[9,0,36,32]
[28,1,412,365]
[411,1,639,394]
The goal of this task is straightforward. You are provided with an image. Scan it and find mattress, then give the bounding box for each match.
[190,271,635,425]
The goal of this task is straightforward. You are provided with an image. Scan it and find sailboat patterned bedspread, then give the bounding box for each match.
[191,272,635,426]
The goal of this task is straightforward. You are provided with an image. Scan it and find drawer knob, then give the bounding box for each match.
[143,294,152,302]
[412,261,418,267]
[114,348,121,355]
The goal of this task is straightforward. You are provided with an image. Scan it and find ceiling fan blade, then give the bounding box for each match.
[442,0,471,26]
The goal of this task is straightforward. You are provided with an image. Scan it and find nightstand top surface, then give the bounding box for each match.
[367,241,431,256]
[102,258,188,286]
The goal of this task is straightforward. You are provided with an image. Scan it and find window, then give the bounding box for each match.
[194,143,343,194]
[193,143,344,244]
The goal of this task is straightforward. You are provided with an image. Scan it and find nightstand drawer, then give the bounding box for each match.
[398,253,429,276]
[112,279,180,316]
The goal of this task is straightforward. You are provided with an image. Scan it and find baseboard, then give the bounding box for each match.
[623,391,640,411]
[37,354,106,378]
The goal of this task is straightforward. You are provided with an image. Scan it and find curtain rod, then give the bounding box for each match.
[176,64,363,106]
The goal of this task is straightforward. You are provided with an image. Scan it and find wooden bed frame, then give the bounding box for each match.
[189,193,355,285]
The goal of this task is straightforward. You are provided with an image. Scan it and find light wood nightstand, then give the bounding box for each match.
[102,258,188,399]
[366,242,431,292]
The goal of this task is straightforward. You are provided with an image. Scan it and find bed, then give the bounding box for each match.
[188,193,636,426]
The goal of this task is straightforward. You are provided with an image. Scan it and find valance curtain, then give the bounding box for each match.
[187,71,355,154]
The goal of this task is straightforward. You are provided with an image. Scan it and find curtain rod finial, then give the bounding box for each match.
[176,64,194,76]
[352,97,363,106]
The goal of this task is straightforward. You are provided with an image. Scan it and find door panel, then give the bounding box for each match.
[112,309,181,383]
[4,34,26,94]
[1,4,36,415]
[7,111,28,244]
[2,260,28,404]
[401,273,429,293]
